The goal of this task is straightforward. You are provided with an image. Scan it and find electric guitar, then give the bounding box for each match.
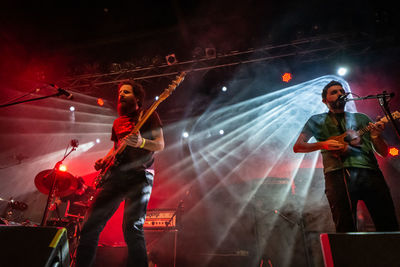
[328,111,400,154]
[94,72,186,187]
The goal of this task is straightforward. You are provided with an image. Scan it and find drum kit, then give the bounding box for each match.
[34,169,96,264]
[0,197,29,225]
[1,168,95,266]
[34,169,95,219]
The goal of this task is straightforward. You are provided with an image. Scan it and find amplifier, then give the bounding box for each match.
[144,209,176,229]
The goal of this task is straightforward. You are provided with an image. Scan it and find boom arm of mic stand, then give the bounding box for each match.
[347,92,400,141]
[0,93,61,108]
[165,186,192,229]
[378,93,400,141]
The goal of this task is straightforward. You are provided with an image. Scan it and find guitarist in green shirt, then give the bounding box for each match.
[293,80,398,232]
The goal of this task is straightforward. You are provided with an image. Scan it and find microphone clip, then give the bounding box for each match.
[70,139,79,148]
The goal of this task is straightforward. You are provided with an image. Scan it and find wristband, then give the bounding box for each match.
[321,142,329,150]
[139,138,146,148]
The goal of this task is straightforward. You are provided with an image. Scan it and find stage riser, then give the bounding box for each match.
[0,226,69,267]
[320,232,400,267]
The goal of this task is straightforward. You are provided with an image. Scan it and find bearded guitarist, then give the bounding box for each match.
[293,80,398,233]
[76,80,164,267]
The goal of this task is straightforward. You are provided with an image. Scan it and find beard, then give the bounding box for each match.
[118,102,130,116]
[330,99,346,110]
[118,98,138,116]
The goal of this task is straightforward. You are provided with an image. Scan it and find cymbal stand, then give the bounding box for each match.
[40,143,77,226]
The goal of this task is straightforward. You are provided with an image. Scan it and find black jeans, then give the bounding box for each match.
[76,170,153,267]
[324,167,399,232]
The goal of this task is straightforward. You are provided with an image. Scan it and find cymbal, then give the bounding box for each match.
[34,169,78,197]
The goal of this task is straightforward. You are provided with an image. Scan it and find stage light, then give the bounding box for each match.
[219,129,224,135]
[151,55,163,66]
[205,47,216,59]
[389,147,399,156]
[96,138,101,143]
[97,98,104,106]
[192,47,204,58]
[36,70,46,81]
[337,67,348,76]
[58,164,67,172]
[110,63,122,72]
[155,96,159,101]
[69,106,75,112]
[182,132,189,138]
[282,73,292,83]
[222,86,227,92]
[165,54,177,65]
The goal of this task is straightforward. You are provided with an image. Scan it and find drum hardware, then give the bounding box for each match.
[1,197,28,222]
[35,170,79,198]
[35,165,94,266]
[46,216,83,265]
[34,139,79,226]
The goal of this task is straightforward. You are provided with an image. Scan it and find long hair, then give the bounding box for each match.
[118,80,145,108]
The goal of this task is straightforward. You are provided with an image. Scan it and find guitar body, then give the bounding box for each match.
[95,150,124,187]
[328,129,361,157]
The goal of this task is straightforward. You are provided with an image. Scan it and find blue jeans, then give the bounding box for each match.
[76,170,153,267]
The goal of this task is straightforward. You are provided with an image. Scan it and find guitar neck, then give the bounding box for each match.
[357,112,399,137]
[357,125,373,137]
[131,101,161,134]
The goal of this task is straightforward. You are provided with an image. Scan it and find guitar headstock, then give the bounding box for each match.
[381,111,400,123]
[158,72,186,102]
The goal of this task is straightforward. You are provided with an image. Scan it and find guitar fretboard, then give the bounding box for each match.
[357,111,399,137]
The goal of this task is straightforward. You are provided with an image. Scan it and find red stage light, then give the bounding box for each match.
[58,164,67,172]
[389,147,399,157]
[282,72,292,83]
[97,98,104,106]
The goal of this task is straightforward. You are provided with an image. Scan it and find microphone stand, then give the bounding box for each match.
[147,187,192,267]
[347,91,400,141]
[0,88,68,108]
[40,145,77,226]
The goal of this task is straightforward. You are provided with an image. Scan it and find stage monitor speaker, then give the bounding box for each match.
[320,232,400,267]
[0,226,69,267]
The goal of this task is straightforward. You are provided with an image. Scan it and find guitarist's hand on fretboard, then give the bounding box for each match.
[369,121,385,138]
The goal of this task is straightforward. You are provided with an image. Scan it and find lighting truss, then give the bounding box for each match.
[57,33,373,90]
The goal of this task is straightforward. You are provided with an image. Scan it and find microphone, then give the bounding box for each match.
[57,88,74,100]
[48,83,73,99]
[336,92,350,103]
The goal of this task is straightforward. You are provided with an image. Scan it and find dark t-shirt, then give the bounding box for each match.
[111,111,162,171]
[301,112,379,173]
